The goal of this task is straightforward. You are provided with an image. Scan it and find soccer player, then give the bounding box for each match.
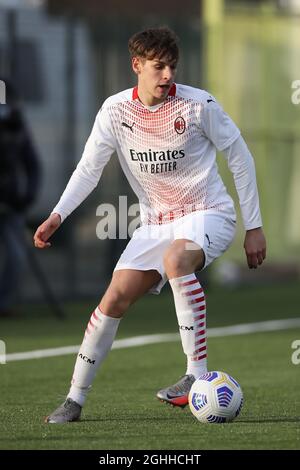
[34,27,266,423]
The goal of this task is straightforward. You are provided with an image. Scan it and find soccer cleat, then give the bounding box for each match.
[156,374,196,408]
[45,398,82,424]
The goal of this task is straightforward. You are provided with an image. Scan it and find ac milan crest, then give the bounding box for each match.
[174,116,186,134]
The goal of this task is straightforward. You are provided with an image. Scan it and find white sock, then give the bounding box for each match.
[169,273,207,379]
[68,307,121,406]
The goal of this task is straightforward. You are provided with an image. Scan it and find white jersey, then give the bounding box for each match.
[52,83,262,230]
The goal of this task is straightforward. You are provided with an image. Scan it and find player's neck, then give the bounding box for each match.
[136,86,166,107]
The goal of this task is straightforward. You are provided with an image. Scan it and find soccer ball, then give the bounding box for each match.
[188,371,243,423]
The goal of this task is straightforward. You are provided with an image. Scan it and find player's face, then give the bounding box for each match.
[132,56,177,106]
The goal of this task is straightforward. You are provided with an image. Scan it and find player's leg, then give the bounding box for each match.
[157,213,236,407]
[46,268,161,423]
[67,268,161,405]
[99,268,162,317]
[157,239,206,407]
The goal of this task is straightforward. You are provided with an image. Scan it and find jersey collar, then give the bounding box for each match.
[132,83,176,101]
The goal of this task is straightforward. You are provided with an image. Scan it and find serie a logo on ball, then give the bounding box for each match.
[188,371,244,423]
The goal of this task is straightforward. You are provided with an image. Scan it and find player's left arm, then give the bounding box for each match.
[244,227,266,269]
[201,98,267,269]
[222,135,267,269]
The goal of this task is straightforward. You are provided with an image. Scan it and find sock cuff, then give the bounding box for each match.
[169,273,199,289]
[95,307,122,326]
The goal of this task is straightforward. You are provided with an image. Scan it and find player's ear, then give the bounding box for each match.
[132,57,142,75]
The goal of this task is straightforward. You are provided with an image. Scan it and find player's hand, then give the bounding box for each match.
[244,227,266,269]
[33,213,61,249]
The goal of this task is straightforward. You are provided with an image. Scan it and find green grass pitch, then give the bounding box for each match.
[0,283,299,450]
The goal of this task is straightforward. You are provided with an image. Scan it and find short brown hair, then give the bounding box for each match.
[128,27,179,65]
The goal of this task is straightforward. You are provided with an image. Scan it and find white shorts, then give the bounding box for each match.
[114,211,236,294]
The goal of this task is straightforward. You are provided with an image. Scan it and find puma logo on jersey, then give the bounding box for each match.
[205,233,212,247]
[207,98,215,103]
[122,121,135,132]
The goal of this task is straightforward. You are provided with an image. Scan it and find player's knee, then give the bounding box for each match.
[163,241,191,276]
[99,289,131,318]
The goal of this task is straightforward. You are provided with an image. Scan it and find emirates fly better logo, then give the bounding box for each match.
[174,116,186,134]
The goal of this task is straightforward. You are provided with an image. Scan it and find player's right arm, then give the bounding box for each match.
[33,102,116,249]
[33,212,61,249]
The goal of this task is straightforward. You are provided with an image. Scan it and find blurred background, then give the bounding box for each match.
[0,0,300,312]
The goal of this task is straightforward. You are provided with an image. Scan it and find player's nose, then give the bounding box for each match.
[163,66,174,81]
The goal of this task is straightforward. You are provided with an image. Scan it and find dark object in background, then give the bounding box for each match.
[0,78,40,317]
[0,103,40,214]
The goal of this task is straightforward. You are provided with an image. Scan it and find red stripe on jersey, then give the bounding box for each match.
[132,83,176,101]
[132,86,139,100]
[195,346,207,354]
[169,83,176,96]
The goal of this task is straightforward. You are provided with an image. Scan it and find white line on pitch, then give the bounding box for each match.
[4,317,300,363]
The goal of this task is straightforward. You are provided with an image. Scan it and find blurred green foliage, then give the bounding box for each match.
[207,8,300,261]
